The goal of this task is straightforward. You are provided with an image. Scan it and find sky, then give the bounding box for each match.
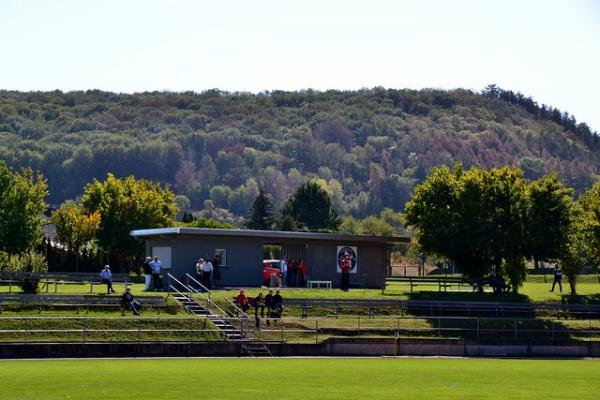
[1,0,599,130]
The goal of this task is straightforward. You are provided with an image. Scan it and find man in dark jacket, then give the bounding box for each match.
[272,290,283,319]
[121,287,141,315]
[143,257,152,291]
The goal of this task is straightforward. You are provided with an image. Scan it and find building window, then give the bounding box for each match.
[214,249,227,267]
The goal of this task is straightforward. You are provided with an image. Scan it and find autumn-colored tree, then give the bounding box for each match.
[52,202,101,271]
[82,174,178,269]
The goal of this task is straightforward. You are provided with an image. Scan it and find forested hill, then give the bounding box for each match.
[1,87,599,219]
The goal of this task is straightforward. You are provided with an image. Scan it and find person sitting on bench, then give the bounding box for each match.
[100,265,116,294]
[121,287,141,315]
[235,289,250,312]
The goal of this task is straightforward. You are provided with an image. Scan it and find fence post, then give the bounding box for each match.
[83,319,87,343]
[514,319,518,340]
[24,318,29,343]
[476,318,480,342]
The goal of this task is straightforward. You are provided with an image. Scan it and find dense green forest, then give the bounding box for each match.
[0,87,598,222]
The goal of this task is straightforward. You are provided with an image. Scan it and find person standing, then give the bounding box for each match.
[340,252,352,291]
[288,258,298,287]
[150,256,162,291]
[298,258,308,287]
[280,256,288,288]
[211,254,221,283]
[202,257,213,290]
[551,265,563,293]
[195,258,204,283]
[100,265,115,294]
[143,257,153,291]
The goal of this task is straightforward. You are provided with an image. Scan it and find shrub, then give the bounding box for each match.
[6,251,48,294]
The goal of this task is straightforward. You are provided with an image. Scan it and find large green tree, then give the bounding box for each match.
[82,174,178,268]
[281,180,340,231]
[0,162,48,256]
[579,182,600,267]
[246,188,274,230]
[526,174,574,269]
[404,166,531,290]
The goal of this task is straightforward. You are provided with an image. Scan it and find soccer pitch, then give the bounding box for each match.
[0,358,598,399]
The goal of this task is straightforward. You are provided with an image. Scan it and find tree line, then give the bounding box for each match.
[1,159,599,295]
[404,166,600,294]
[1,88,598,222]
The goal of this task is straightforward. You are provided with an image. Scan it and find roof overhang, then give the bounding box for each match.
[130,227,410,246]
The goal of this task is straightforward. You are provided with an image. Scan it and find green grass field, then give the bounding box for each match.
[0,358,598,399]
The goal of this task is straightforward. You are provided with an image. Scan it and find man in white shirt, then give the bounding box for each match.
[202,258,213,290]
[149,256,162,291]
[280,256,288,288]
[100,265,115,294]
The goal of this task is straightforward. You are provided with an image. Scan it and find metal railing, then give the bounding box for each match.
[0,315,598,344]
[184,273,211,299]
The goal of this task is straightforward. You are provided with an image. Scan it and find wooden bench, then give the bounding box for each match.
[1,272,131,294]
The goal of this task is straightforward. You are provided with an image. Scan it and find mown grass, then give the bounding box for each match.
[0,358,599,400]
[0,315,222,343]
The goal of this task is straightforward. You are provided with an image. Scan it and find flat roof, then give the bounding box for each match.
[130,227,410,245]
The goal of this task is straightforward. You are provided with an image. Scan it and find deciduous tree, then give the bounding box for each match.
[0,163,48,256]
[82,174,177,268]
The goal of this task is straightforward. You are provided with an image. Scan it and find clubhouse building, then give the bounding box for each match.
[130,228,409,289]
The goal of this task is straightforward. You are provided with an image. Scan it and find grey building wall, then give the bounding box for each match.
[145,236,264,287]
[142,235,389,289]
[304,243,386,288]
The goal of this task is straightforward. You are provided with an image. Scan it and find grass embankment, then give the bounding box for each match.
[0,314,222,342]
[1,358,599,400]
[2,275,599,303]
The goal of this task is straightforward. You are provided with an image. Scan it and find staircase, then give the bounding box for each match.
[168,273,273,356]
[241,341,273,357]
[170,288,245,341]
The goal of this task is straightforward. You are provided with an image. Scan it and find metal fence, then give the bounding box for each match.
[0,315,599,344]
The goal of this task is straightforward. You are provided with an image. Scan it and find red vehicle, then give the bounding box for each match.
[262,259,281,286]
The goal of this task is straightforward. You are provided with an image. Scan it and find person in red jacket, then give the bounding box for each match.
[235,289,250,312]
[340,253,352,291]
[298,258,308,287]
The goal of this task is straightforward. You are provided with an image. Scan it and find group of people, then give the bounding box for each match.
[278,256,308,288]
[99,265,143,315]
[143,256,163,291]
[196,254,221,290]
[235,289,283,327]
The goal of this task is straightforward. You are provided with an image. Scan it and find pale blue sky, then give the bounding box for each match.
[1,0,599,130]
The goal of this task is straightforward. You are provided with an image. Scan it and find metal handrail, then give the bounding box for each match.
[167,273,228,317]
[224,296,249,319]
[184,273,211,299]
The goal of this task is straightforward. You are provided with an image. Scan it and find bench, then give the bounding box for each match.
[306,280,332,289]
[382,276,477,294]
[0,294,165,314]
[1,272,131,294]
